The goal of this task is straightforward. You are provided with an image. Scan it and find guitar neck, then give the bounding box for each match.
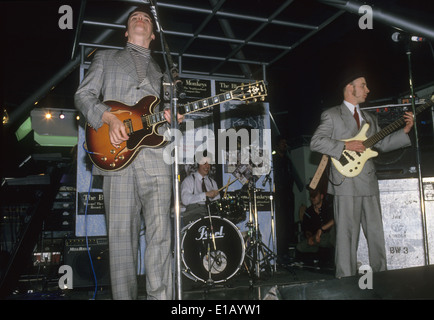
[179,91,236,116]
[363,98,434,148]
[145,80,267,127]
[145,92,234,126]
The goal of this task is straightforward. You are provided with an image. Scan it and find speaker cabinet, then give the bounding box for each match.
[364,102,434,179]
[64,238,110,288]
[358,177,434,270]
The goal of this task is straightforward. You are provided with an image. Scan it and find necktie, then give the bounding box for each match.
[202,178,210,204]
[202,178,207,192]
[354,107,360,129]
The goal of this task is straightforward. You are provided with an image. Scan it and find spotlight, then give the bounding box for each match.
[45,111,52,119]
[2,109,8,124]
[59,111,65,120]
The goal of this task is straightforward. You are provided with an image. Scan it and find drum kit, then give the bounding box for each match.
[180,179,276,287]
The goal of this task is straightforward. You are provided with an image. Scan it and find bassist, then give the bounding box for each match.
[310,70,414,278]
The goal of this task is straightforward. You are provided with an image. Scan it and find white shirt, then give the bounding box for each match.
[181,171,220,206]
[343,100,364,126]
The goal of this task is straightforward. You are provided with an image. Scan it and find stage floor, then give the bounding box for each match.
[4,261,335,300]
[6,261,434,300]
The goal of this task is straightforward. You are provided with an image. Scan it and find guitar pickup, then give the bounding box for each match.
[343,151,355,161]
[124,119,133,134]
[338,154,349,166]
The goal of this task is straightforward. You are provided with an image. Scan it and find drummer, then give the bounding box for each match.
[181,151,221,224]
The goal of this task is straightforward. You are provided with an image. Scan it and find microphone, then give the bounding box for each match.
[171,66,186,99]
[392,32,425,43]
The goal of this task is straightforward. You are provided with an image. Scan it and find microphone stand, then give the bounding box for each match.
[150,0,184,300]
[405,41,429,265]
[261,171,277,272]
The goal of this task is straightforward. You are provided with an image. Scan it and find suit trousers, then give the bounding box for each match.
[333,195,387,278]
[103,165,173,300]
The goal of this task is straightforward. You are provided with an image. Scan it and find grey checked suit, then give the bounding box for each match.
[75,48,173,299]
[310,103,411,278]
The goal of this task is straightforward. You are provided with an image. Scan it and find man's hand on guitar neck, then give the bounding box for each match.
[344,111,414,153]
[403,111,414,134]
[164,108,185,124]
[102,111,129,148]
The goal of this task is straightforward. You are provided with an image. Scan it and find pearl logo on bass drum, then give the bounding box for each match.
[195,225,225,241]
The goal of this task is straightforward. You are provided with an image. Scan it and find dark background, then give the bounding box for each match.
[2,0,434,176]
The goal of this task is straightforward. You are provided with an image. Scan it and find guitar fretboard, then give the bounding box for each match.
[143,81,266,127]
[363,98,434,148]
[180,91,234,115]
[143,91,233,127]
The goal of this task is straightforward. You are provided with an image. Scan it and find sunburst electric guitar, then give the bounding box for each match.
[85,81,267,171]
[331,96,434,178]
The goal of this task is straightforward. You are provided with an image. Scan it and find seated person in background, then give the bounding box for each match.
[296,187,335,265]
[181,152,220,224]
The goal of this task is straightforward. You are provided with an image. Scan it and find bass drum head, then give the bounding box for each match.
[181,216,245,283]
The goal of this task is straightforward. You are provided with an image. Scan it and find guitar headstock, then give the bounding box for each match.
[232,81,268,103]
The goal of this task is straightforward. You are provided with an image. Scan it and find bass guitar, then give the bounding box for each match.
[331,96,434,178]
[85,81,267,171]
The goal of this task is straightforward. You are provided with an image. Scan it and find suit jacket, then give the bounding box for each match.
[75,48,171,177]
[310,102,411,196]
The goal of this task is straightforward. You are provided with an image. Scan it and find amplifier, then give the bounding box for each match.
[64,238,110,288]
[363,101,434,179]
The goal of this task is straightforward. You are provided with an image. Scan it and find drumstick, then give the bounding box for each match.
[217,178,237,192]
[223,177,236,198]
[225,177,231,193]
[223,177,231,198]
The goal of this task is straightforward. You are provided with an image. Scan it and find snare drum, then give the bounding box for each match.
[181,216,245,283]
[209,195,246,224]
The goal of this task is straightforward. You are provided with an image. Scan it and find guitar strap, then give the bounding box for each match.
[310,153,346,190]
[309,155,328,190]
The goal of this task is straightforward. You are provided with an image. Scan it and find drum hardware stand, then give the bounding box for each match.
[266,174,277,273]
[202,204,230,290]
[205,204,217,288]
[243,179,276,282]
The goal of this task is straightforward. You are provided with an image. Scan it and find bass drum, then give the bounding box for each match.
[181,216,245,283]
